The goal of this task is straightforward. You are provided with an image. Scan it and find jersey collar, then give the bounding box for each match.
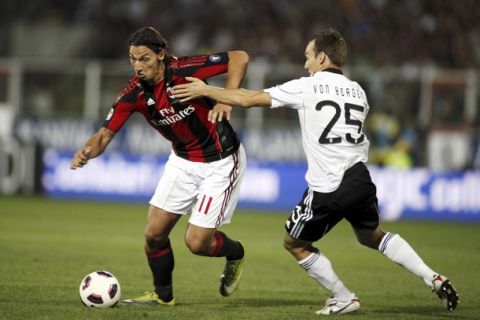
[322,68,343,75]
[312,68,343,77]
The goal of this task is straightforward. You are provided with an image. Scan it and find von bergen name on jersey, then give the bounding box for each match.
[312,84,363,100]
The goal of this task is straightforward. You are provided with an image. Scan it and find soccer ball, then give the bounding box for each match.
[79,271,121,308]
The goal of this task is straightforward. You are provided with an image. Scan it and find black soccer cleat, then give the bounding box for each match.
[432,274,459,311]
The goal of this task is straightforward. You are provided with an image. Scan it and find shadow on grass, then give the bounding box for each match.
[113,298,314,309]
[370,305,465,319]
[220,297,318,308]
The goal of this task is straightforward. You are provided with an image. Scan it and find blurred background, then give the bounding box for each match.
[1,0,479,221]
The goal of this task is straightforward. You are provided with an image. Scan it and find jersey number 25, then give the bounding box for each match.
[316,100,365,144]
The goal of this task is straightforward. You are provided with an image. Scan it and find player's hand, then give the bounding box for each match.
[209,103,232,123]
[173,77,206,102]
[70,146,92,170]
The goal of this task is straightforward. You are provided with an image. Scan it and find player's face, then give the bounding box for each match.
[129,46,164,84]
[304,40,324,75]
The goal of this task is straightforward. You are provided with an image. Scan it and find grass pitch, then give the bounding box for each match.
[0,195,479,320]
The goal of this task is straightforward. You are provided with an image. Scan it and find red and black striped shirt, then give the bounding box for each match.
[103,52,240,162]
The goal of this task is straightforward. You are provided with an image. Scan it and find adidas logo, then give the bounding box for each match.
[147,98,155,106]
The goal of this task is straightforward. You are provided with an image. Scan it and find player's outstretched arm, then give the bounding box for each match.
[173,77,271,108]
[70,127,115,170]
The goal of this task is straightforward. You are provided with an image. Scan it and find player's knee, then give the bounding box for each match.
[185,237,209,255]
[283,238,295,252]
[283,236,309,254]
[284,239,319,262]
[353,225,383,249]
[357,237,375,248]
[357,231,384,249]
[144,232,169,251]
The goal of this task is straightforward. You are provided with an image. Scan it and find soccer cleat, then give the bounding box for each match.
[219,255,245,297]
[315,296,360,315]
[432,274,459,311]
[121,291,175,306]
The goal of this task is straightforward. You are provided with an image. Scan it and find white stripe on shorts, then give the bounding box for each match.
[290,189,314,238]
[215,150,239,228]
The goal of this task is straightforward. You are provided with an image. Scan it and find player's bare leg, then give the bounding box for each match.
[185,224,245,296]
[284,233,360,315]
[354,226,459,310]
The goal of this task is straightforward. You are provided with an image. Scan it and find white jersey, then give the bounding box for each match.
[264,69,370,193]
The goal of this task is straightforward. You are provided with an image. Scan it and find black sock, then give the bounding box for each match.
[145,240,174,302]
[210,231,244,260]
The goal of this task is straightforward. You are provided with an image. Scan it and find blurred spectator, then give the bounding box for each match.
[1,0,479,68]
[365,110,400,164]
[383,139,414,169]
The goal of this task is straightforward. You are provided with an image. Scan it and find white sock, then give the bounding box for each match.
[298,252,354,301]
[379,232,437,287]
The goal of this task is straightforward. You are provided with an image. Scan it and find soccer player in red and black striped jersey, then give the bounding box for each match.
[70,26,248,305]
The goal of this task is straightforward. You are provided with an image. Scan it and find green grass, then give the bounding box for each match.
[0,195,479,320]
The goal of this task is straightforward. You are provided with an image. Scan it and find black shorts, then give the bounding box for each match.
[285,162,380,242]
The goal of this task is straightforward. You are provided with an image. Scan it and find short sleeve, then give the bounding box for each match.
[264,78,304,109]
[174,53,229,80]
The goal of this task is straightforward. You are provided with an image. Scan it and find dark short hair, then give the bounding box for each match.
[313,29,347,67]
[128,26,168,53]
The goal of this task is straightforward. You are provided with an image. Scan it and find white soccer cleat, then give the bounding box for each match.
[315,296,360,315]
[432,274,459,311]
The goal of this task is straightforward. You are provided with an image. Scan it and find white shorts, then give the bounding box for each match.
[149,145,246,228]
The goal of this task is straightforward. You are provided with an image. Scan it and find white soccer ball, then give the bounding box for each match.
[79,271,121,308]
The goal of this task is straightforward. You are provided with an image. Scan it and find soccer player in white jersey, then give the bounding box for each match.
[173,29,459,315]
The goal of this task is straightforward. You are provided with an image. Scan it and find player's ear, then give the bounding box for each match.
[157,50,165,62]
[318,51,326,64]
[318,52,330,68]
